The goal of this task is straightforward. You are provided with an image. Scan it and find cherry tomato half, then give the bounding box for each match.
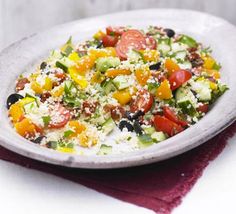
[130,89,153,113]
[197,103,209,113]
[102,35,119,47]
[163,106,188,127]
[145,36,157,50]
[168,69,192,90]
[153,115,183,137]
[48,104,70,129]
[116,29,146,60]
[106,26,126,36]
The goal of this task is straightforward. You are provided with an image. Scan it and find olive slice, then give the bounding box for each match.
[133,120,143,135]
[6,93,24,109]
[164,28,175,38]
[31,136,45,144]
[149,62,161,70]
[125,110,144,121]
[118,120,134,132]
[40,61,47,70]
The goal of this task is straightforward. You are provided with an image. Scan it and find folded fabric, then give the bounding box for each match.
[0,122,235,214]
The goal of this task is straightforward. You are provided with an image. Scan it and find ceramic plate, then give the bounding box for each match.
[0,9,236,169]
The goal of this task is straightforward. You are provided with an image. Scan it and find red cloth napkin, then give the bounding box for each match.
[0,122,235,214]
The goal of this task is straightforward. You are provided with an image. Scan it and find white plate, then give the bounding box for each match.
[0,9,236,169]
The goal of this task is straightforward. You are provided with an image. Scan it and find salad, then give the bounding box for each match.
[6,26,228,155]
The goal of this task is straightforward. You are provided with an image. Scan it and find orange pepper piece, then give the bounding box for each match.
[156,79,172,100]
[9,102,24,123]
[140,50,159,62]
[135,68,150,86]
[165,59,180,75]
[105,69,131,78]
[91,71,105,84]
[75,55,96,75]
[113,90,132,105]
[205,69,220,79]
[14,118,38,137]
[203,56,215,70]
[89,47,117,58]
[68,121,86,138]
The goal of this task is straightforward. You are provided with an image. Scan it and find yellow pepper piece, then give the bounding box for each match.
[165,58,180,75]
[79,132,89,147]
[203,56,216,70]
[14,118,37,137]
[105,47,117,57]
[57,147,75,153]
[135,68,150,86]
[68,121,86,138]
[29,73,39,81]
[68,67,88,89]
[156,79,172,100]
[9,102,24,123]
[43,76,53,91]
[19,97,36,106]
[78,132,97,148]
[51,85,64,97]
[105,69,131,78]
[113,90,132,105]
[31,81,43,94]
[93,30,106,40]
[205,69,220,79]
[209,81,218,90]
[68,52,80,62]
[140,50,159,62]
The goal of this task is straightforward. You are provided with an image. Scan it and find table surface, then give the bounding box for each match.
[1,134,236,214]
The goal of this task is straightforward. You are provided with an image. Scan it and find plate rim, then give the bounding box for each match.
[0,8,236,169]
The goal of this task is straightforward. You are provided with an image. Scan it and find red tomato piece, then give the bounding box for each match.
[115,29,146,60]
[145,36,157,50]
[130,89,153,113]
[103,104,125,120]
[48,104,70,129]
[16,78,30,91]
[153,115,183,136]
[82,101,98,117]
[163,106,188,127]
[102,35,119,47]
[55,72,66,80]
[106,26,126,36]
[197,103,209,113]
[168,69,192,90]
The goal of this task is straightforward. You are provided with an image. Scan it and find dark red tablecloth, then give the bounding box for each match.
[0,122,235,214]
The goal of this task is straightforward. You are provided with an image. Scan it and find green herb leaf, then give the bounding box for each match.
[42,116,51,126]
[179,35,197,48]
[147,82,159,94]
[66,36,72,45]
[64,130,75,138]
[212,62,222,71]
[62,96,81,107]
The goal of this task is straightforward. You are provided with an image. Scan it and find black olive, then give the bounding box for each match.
[125,110,144,121]
[6,93,24,109]
[31,136,45,144]
[46,141,58,149]
[133,120,143,135]
[149,62,161,70]
[96,41,103,48]
[119,120,134,132]
[40,61,47,70]
[164,29,175,38]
